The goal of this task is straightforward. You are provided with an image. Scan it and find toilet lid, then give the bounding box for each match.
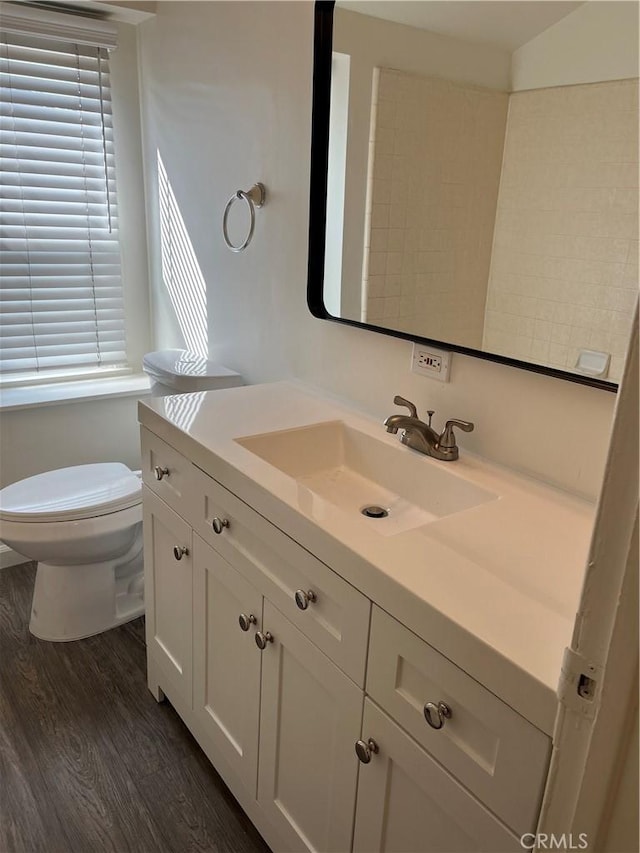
[143,349,242,391]
[0,463,142,522]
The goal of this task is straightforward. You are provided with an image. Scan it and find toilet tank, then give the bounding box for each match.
[142,350,244,396]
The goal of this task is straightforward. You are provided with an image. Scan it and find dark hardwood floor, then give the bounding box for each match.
[0,562,271,853]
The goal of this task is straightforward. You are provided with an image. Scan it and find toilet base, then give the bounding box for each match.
[29,540,144,642]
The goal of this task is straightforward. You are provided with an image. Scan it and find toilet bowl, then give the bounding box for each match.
[0,463,143,641]
[0,350,244,641]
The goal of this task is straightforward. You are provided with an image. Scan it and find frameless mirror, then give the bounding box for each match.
[307,1,639,390]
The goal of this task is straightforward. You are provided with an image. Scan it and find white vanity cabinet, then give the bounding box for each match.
[140,426,551,853]
[141,428,368,852]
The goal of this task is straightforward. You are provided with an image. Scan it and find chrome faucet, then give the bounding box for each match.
[384,396,474,462]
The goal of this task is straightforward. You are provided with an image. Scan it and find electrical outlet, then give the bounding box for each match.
[411,343,451,382]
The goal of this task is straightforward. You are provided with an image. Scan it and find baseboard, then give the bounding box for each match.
[0,543,28,569]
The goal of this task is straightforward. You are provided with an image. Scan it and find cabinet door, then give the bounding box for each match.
[193,535,262,794]
[353,700,520,853]
[143,487,193,706]
[258,601,363,853]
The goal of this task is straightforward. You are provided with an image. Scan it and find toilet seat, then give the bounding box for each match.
[0,463,142,523]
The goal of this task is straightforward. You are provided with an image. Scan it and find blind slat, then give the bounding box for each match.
[2,261,120,272]
[2,199,116,212]
[1,159,116,179]
[1,111,112,134]
[1,219,119,232]
[1,175,115,192]
[1,41,112,65]
[1,142,115,161]
[2,275,121,286]
[0,123,112,143]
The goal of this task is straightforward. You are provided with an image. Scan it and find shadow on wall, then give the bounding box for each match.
[157,150,208,356]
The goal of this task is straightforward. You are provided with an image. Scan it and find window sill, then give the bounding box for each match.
[0,373,152,412]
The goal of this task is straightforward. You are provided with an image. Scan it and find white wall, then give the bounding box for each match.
[0,21,150,488]
[137,1,616,502]
[512,1,639,91]
[0,395,143,487]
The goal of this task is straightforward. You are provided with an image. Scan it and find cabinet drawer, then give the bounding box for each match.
[367,607,550,835]
[141,428,195,519]
[191,466,370,686]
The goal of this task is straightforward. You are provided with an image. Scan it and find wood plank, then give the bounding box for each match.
[0,678,73,853]
[135,751,270,853]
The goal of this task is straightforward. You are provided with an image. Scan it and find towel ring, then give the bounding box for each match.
[222,182,266,252]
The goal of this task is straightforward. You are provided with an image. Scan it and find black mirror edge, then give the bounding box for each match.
[304,0,617,393]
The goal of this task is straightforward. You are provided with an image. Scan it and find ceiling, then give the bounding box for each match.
[337,1,586,51]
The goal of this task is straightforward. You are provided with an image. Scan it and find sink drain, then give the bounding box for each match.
[361,505,389,519]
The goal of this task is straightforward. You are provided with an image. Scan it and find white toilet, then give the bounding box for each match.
[0,350,243,641]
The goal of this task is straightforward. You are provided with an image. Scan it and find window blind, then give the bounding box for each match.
[0,29,127,379]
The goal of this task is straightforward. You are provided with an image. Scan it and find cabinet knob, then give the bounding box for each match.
[154,465,169,481]
[255,631,274,650]
[294,589,317,610]
[211,516,230,535]
[423,701,452,730]
[173,545,189,561]
[355,738,379,764]
[238,613,257,632]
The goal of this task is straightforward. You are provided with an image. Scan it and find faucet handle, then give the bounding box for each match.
[439,419,474,449]
[393,395,418,419]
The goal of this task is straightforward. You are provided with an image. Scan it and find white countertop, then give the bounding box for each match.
[139,381,595,735]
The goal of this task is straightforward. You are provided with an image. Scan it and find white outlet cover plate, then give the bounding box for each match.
[411,343,451,382]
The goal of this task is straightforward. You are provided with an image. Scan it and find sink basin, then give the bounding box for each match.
[235,421,498,535]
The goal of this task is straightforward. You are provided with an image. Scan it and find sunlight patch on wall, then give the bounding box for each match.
[157,151,208,357]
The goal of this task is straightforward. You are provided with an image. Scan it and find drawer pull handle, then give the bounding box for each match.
[238,613,257,632]
[211,517,230,535]
[154,466,169,481]
[255,631,274,650]
[173,545,189,561]
[294,589,317,610]
[424,701,452,729]
[355,738,379,764]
